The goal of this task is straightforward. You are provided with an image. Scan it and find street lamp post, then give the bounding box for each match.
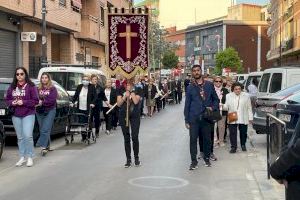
[41,0,47,64]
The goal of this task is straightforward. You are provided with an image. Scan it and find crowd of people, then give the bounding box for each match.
[5,67,185,167]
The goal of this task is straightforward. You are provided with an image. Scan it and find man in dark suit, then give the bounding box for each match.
[174,77,182,104]
[184,75,191,93]
[184,64,219,170]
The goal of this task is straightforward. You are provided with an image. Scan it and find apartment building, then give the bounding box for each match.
[185,4,270,73]
[267,0,300,66]
[0,0,130,78]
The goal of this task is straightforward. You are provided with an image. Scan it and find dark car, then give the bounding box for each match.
[0,78,70,141]
[0,120,5,159]
[276,91,300,145]
[253,83,300,134]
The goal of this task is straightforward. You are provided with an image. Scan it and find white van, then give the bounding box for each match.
[38,67,106,96]
[257,67,300,97]
[233,74,248,82]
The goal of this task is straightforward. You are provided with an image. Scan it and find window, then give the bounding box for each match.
[59,0,66,7]
[48,72,68,89]
[100,6,105,26]
[67,72,83,91]
[203,54,212,60]
[269,73,282,93]
[0,83,10,99]
[259,73,271,92]
[92,56,99,66]
[273,83,300,98]
[202,36,208,46]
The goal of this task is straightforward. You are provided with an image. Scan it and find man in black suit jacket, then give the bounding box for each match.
[174,78,182,104]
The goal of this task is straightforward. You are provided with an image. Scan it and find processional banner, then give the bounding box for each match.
[108,12,149,79]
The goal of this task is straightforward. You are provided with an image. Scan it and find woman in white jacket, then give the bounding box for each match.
[223,82,253,153]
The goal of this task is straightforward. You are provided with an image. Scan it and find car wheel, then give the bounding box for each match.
[0,133,4,159]
[256,130,263,134]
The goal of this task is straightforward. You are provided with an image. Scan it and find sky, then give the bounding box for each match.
[134,0,270,29]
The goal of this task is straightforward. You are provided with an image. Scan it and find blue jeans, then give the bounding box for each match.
[12,114,35,158]
[36,109,56,148]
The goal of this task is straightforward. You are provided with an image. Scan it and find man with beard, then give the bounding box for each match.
[184,65,219,170]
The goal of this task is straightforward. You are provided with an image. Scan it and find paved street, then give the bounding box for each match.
[0,102,285,200]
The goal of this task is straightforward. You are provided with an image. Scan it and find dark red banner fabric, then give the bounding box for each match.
[108,14,148,78]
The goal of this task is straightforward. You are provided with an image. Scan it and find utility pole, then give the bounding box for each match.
[41,0,47,64]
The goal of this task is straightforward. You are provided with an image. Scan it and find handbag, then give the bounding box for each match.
[228,96,240,123]
[203,107,222,123]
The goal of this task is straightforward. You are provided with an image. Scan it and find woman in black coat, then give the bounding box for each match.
[72,74,97,140]
[102,80,117,134]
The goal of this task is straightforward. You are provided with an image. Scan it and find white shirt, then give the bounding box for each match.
[248,84,258,97]
[103,88,111,108]
[79,87,88,111]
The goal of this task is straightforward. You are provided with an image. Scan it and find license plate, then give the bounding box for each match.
[279,114,291,122]
[0,109,5,116]
[70,127,82,132]
[260,107,274,113]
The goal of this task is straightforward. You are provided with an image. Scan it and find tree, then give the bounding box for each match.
[214,47,243,75]
[148,20,178,71]
[162,51,179,69]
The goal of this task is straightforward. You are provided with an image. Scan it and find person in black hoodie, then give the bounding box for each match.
[270,119,300,200]
[145,78,158,117]
[72,74,97,140]
[102,79,117,135]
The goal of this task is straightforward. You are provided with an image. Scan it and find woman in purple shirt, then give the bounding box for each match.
[6,67,39,167]
[36,72,58,156]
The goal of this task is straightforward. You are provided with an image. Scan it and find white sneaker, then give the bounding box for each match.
[16,157,26,167]
[26,157,33,167]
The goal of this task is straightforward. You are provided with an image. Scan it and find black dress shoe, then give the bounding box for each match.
[229,149,236,153]
[241,146,247,151]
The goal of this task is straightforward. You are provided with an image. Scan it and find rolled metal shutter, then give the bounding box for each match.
[0,29,16,78]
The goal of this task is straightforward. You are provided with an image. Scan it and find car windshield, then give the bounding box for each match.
[272,83,300,98]
[0,83,10,100]
[259,73,270,92]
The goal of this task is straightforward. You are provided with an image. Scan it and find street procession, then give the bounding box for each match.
[0,0,299,199]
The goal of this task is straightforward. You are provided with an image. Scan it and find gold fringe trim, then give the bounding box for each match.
[107,66,148,79]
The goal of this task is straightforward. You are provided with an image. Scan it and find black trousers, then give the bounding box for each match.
[102,107,112,131]
[162,98,166,109]
[156,98,162,112]
[174,91,182,104]
[112,108,118,128]
[140,97,145,116]
[228,124,248,150]
[287,181,300,200]
[199,122,215,153]
[92,107,101,133]
[190,119,212,163]
[121,116,141,161]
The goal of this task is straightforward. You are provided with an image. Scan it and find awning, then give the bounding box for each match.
[72,0,82,9]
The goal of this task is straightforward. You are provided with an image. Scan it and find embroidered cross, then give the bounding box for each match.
[119,24,138,59]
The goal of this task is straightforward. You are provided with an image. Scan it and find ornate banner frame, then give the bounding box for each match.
[108,14,149,79]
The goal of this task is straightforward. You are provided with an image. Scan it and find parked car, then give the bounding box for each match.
[257,67,300,98]
[253,83,300,134]
[244,71,263,92]
[38,66,106,96]
[0,78,70,141]
[276,91,300,145]
[0,120,4,159]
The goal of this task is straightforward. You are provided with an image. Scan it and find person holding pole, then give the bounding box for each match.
[117,79,142,168]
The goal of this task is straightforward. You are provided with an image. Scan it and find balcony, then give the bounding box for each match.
[283,6,293,21]
[0,0,33,16]
[78,15,100,42]
[282,38,294,52]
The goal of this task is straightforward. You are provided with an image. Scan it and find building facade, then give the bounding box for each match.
[185,4,270,74]
[0,0,130,78]
[267,0,300,66]
[164,27,186,67]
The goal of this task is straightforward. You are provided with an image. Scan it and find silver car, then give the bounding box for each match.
[253,83,300,134]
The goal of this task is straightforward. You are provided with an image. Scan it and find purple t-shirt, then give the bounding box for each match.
[6,83,39,117]
[38,86,58,111]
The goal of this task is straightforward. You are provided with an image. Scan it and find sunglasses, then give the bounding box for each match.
[214,80,222,83]
[16,73,24,76]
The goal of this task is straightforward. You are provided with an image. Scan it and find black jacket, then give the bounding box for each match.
[107,88,117,105]
[221,87,230,116]
[72,84,97,111]
[94,85,107,108]
[175,80,182,92]
[145,84,158,99]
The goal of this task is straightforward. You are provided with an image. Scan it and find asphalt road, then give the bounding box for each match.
[0,102,285,200]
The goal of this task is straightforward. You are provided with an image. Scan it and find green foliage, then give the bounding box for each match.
[162,51,179,69]
[214,47,243,75]
[149,20,178,70]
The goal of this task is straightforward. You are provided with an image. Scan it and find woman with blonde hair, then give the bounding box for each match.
[145,78,157,117]
[36,72,58,156]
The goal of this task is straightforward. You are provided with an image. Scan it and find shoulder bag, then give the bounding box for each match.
[228,95,240,123]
